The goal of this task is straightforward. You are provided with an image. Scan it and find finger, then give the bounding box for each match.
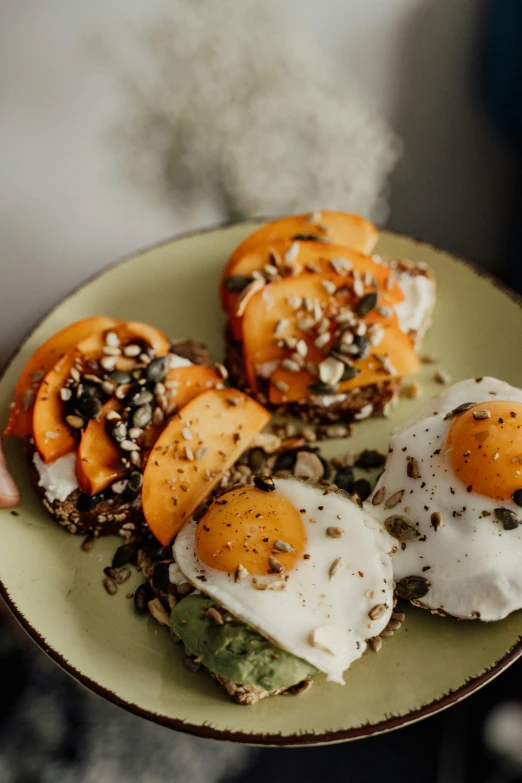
[0,438,20,508]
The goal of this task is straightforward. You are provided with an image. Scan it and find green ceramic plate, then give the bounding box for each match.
[1,222,522,747]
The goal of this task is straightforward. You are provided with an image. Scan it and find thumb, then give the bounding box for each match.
[0,438,20,508]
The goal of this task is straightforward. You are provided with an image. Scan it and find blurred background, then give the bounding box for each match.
[1,1,521,781]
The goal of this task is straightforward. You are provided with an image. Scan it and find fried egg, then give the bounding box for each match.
[369,377,522,620]
[174,478,394,683]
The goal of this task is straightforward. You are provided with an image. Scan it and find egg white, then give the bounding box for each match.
[369,377,522,621]
[174,478,394,683]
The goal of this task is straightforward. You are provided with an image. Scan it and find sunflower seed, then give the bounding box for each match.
[59,388,72,401]
[434,369,451,384]
[294,451,324,482]
[103,577,117,595]
[273,379,289,393]
[273,539,295,553]
[328,557,344,579]
[512,489,522,507]
[234,278,265,317]
[384,515,421,542]
[122,344,141,358]
[321,279,336,294]
[381,628,394,638]
[314,332,331,349]
[421,353,439,364]
[372,486,386,506]
[395,575,431,600]
[235,564,249,582]
[406,457,421,479]
[369,636,383,652]
[431,512,443,531]
[387,618,402,631]
[65,414,84,429]
[208,607,224,625]
[284,242,300,263]
[104,331,120,347]
[268,556,284,573]
[494,507,520,530]
[120,439,139,452]
[183,657,200,673]
[326,527,344,538]
[266,580,287,591]
[385,489,404,509]
[194,446,208,461]
[329,257,352,275]
[148,598,171,626]
[473,409,491,420]
[319,357,344,387]
[368,603,387,620]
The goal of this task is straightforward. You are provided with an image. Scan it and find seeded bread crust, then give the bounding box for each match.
[27,442,144,538]
[224,261,435,424]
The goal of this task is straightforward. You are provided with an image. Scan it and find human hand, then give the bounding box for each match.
[0,438,19,508]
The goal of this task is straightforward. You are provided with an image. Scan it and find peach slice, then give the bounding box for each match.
[33,352,79,463]
[142,388,271,545]
[165,365,223,414]
[4,316,119,438]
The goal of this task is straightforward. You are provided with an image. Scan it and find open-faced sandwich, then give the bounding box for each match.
[222,210,435,423]
[4,317,228,537]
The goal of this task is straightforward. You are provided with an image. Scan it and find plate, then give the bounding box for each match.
[1,222,522,747]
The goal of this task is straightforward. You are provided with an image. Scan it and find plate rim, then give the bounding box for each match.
[1,219,522,747]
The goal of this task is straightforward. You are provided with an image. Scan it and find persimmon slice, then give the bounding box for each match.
[33,353,79,463]
[221,211,378,295]
[4,316,119,438]
[142,388,271,545]
[76,399,125,496]
[165,365,223,414]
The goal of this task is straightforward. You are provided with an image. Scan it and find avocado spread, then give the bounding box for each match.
[171,595,317,691]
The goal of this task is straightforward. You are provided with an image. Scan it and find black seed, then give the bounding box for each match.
[112,542,138,568]
[274,451,298,473]
[248,448,266,474]
[334,466,354,493]
[395,575,431,600]
[355,292,378,317]
[134,582,154,613]
[146,357,169,384]
[308,381,336,395]
[356,449,386,469]
[340,365,359,382]
[384,515,421,542]
[223,274,254,292]
[290,233,331,243]
[494,507,520,530]
[76,492,104,512]
[353,478,372,501]
[108,370,132,385]
[512,489,522,508]
[152,562,170,591]
[254,475,276,492]
[77,394,102,420]
[132,404,152,429]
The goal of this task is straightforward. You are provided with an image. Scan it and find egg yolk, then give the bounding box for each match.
[195,486,307,575]
[446,401,522,501]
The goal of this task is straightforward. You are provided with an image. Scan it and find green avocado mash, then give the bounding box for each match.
[171,595,317,692]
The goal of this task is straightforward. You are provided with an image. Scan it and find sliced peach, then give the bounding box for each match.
[221,211,379,295]
[223,242,404,339]
[4,316,120,438]
[33,353,79,463]
[142,388,271,545]
[76,399,125,496]
[165,365,222,414]
[76,321,170,358]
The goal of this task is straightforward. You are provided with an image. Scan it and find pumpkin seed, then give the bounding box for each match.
[248,447,266,473]
[224,274,254,292]
[134,582,154,613]
[108,370,132,385]
[77,394,102,420]
[384,514,421,542]
[112,541,138,568]
[253,475,275,492]
[353,478,372,501]
[512,489,522,507]
[334,466,354,493]
[356,449,386,468]
[308,380,336,395]
[146,357,168,384]
[395,575,431,600]
[355,292,378,317]
[445,401,476,419]
[385,489,404,509]
[132,403,152,429]
[494,507,520,530]
[123,471,143,502]
[128,389,154,408]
